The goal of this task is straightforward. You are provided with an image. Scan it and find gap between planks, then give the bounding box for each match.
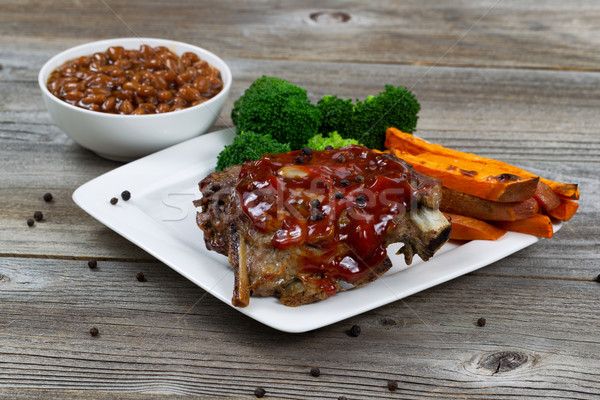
[468,272,598,283]
[0,252,157,263]
[213,53,600,74]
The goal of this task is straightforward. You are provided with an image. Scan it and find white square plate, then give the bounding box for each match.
[73,128,561,333]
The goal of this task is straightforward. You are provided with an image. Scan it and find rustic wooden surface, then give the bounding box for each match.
[1,1,599,399]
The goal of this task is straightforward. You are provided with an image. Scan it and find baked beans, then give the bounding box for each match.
[47,45,224,115]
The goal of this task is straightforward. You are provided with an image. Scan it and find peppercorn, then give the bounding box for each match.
[89,327,99,337]
[121,190,131,201]
[354,175,364,183]
[310,367,321,377]
[136,272,146,282]
[254,387,266,398]
[301,147,312,157]
[340,179,350,187]
[33,211,43,221]
[110,197,118,205]
[477,317,486,327]
[335,192,344,200]
[356,194,367,206]
[348,324,361,337]
[311,199,321,208]
[338,396,348,400]
[311,210,324,222]
[295,155,305,164]
[26,218,34,227]
[88,259,98,269]
[324,145,334,150]
[43,193,53,202]
[336,155,345,163]
[387,379,398,391]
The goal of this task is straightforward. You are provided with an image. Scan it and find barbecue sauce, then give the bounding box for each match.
[236,145,418,290]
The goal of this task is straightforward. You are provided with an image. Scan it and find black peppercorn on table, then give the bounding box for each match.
[1,1,599,399]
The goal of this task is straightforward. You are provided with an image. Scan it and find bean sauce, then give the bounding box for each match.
[47,45,224,115]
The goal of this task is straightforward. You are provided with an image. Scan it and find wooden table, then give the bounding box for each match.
[1,1,599,398]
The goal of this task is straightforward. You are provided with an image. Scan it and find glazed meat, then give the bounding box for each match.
[195,145,451,307]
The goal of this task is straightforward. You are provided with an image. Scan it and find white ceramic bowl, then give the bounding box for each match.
[39,37,231,162]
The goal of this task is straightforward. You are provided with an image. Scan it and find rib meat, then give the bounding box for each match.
[195,145,451,307]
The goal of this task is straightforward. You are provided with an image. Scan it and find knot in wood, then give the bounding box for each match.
[480,351,528,374]
[309,11,351,24]
[378,317,397,328]
[0,273,10,283]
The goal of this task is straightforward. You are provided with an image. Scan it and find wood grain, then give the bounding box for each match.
[1,257,599,399]
[1,1,599,398]
[2,0,600,71]
[0,389,234,400]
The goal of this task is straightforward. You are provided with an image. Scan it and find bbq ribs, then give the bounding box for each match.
[195,145,451,307]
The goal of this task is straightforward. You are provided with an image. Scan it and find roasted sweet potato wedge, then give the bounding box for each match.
[545,182,580,200]
[495,214,554,238]
[385,127,579,200]
[390,150,539,203]
[440,187,538,221]
[444,213,506,241]
[547,198,579,221]
[533,181,561,212]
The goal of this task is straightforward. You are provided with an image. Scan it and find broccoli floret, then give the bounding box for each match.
[216,131,291,172]
[317,95,354,136]
[349,85,420,150]
[231,76,321,150]
[315,85,420,150]
[306,131,362,151]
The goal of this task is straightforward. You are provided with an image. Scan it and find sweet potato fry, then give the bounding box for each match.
[547,198,579,221]
[385,127,579,200]
[545,182,580,200]
[533,181,561,212]
[444,213,506,241]
[390,149,539,202]
[495,214,554,238]
[441,187,539,221]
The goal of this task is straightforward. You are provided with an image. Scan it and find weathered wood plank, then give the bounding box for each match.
[2,0,600,71]
[0,257,599,399]
[0,389,234,400]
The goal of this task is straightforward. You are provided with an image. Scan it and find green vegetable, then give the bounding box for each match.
[317,95,354,138]
[226,77,420,171]
[349,85,420,150]
[215,131,291,172]
[316,85,420,150]
[231,76,321,150]
[306,131,362,151]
